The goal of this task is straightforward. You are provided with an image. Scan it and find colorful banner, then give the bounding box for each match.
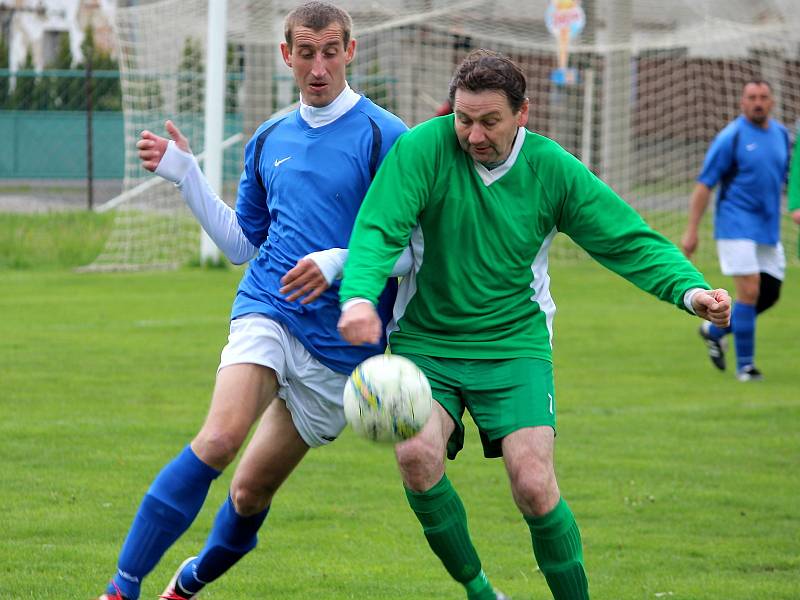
[545,0,586,85]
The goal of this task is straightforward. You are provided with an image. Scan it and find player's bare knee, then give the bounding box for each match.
[395,436,444,490]
[192,429,243,469]
[735,275,760,305]
[740,288,759,304]
[509,468,558,516]
[230,479,272,516]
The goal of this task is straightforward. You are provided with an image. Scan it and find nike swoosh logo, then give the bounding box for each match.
[745,143,757,151]
[274,156,292,167]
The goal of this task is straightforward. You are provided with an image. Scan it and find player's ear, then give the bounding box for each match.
[280,42,292,68]
[344,39,356,65]
[517,98,530,127]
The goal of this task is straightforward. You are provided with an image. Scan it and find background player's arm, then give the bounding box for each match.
[680,129,735,256]
[681,182,712,258]
[137,120,256,264]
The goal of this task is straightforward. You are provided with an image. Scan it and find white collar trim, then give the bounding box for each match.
[473,127,526,186]
[299,84,361,128]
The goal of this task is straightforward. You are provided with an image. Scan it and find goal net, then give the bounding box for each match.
[86,0,800,270]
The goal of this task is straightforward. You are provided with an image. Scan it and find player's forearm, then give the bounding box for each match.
[341,209,414,303]
[308,245,413,285]
[341,231,407,303]
[156,142,256,264]
[598,226,710,310]
[686,183,712,232]
[564,176,710,309]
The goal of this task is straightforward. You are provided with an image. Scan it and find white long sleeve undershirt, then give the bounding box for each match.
[155,139,412,282]
[156,141,256,264]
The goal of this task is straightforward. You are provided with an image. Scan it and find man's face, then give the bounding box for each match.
[453,89,528,165]
[280,25,355,108]
[741,82,773,126]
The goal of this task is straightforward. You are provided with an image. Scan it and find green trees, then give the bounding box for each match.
[48,31,83,110]
[0,32,8,107]
[176,37,242,114]
[9,51,37,109]
[1,25,122,111]
[1,28,241,114]
[177,37,204,114]
[79,25,122,111]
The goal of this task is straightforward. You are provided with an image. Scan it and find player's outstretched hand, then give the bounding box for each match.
[692,288,731,328]
[792,209,800,225]
[280,258,329,304]
[338,303,381,345]
[137,120,191,172]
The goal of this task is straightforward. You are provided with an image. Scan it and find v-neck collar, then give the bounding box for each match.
[472,127,526,186]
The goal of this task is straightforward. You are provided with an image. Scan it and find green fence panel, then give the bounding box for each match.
[0,116,14,175]
[1,111,245,180]
[0,110,124,179]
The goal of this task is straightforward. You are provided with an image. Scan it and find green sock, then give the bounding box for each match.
[525,498,589,600]
[406,474,495,599]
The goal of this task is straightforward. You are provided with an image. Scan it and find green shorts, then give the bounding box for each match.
[401,354,556,459]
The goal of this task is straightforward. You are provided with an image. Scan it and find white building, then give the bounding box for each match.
[1,0,117,70]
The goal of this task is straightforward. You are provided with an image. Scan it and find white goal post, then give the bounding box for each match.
[199,0,227,265]
[86,0,800,271]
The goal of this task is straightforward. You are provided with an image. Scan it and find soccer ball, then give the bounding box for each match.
[343,354,433,443]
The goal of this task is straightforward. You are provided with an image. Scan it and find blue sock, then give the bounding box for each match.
[177,495,270,595]
[707,323,730,339]
[732,302,757,370]
[109,446,221,600]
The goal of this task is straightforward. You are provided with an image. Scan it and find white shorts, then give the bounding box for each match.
[218,314,348,447]
[716,239,786,281]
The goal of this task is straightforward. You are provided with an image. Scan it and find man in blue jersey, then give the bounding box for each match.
[96,3,407,599]
[681,80,790,381]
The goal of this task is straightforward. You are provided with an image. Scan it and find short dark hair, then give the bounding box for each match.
[743,79,772,92]
[448,50,527,113]
[284,1,353,50]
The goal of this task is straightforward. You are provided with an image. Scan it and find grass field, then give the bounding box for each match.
[0,211,115,270]
[0,215,798,599]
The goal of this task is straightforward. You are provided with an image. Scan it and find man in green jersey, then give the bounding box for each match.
[337,50,731,600]
[788,134,800,256]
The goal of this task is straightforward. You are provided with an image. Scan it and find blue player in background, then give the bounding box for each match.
[681,79,790,382]
[97,3,407,599]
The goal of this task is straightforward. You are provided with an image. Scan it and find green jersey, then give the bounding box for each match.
[789,135,800,213]
[340,115,710,361]
[789,136,800,257]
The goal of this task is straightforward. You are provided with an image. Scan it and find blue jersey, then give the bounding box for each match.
[231,96,407,374]
[697,115,790,244]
